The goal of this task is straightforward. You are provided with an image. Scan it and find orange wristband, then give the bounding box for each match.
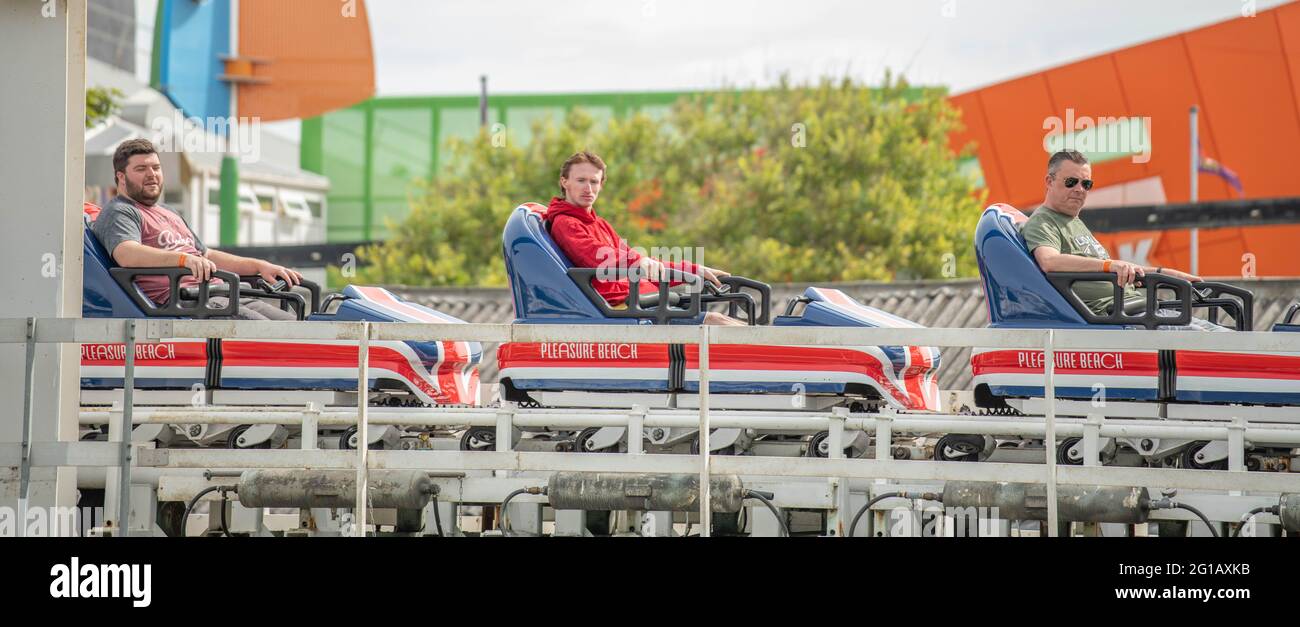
[1102,260,1112,273]
[178,253,188,268]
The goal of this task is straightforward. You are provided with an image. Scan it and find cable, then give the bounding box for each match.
[848,493,901,538]
[181,486,221,537]
[847,491,943,538]
[431,495,446,537]
[181,485,237,538]
[499,487,547,537]
[1174,503,1219,538]
[218,489,231,537]
[1232,506,1278,538]
[1159,499,1227,538]
[743,490,789,537]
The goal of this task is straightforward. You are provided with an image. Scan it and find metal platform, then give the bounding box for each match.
[5,317,1300,538]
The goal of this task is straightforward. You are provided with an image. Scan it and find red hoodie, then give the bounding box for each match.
[546,197,698,306]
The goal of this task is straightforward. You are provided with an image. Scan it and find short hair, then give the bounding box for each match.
[113,138,158,175]
[1047,150,1088,177]
[559,150,607,195]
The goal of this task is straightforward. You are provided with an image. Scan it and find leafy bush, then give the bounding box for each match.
[343,74,984,287]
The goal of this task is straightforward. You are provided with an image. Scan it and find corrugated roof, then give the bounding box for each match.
[392,278,1300,391]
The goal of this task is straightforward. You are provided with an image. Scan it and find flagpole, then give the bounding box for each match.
[1189,105,1199,276]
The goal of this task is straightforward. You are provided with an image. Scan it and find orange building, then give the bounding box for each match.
[950,2,1300,278]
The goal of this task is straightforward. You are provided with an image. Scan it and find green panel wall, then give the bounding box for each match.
[303,91,697,241]
[302,88,928,242]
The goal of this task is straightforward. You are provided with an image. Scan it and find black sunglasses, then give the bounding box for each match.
[1063,177,1093,191]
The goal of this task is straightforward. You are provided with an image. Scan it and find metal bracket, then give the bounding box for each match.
[146,319,173,340]
[136,448,170,467]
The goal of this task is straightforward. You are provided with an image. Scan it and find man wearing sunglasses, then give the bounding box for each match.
[1022,150,1203,318]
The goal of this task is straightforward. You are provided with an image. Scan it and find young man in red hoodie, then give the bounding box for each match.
[546,151,743,325]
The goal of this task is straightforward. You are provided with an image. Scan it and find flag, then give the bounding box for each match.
[1197,147,1244,195]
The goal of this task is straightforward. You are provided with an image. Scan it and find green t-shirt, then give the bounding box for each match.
[1021,205,1142,315]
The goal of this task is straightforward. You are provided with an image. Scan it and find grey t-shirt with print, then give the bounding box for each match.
[92,195,208,259]
[1020,205,1142,315]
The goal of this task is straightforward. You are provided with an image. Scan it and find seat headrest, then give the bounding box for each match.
[987,203,1029,249]
[974,203,1088,327]
[521,202,547,219]
[503,202,606,320]
[512,202,572,268]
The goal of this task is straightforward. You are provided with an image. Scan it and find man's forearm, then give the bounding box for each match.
[113,241,187,267]
[1041,253,1106,273]
[206,249,261,275]
[1043,253,1172,275]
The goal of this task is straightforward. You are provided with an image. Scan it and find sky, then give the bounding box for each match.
[266,0,1289,139]
[364,0,1292,96]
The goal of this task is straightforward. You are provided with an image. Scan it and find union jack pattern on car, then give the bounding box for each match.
[81,285,482,406]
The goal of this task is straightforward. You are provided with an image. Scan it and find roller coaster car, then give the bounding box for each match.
[967,203,1300,469]
[79,208,482,420]
[972,203,1300,409]
[496,202,942,413]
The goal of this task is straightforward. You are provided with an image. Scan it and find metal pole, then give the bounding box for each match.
[118,319,136,537]
[1044,329,1058,537]
[829,406,849,537]
[1228,415,1245,498]
[301,402,319,450]
[219,0,241,246]
[1083,414,1101,467]
[698,325,711,537]
[17,318,36,537]
[628,404,646,456]
[479,75,489,127]
[1189,105,1199,276]
[354,322,370,537]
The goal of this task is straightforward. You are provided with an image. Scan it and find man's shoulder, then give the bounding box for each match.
[1020,206,1066,250]
[100,197,140,217]
[1025,206,1079,230]
[548,212,590,232]
[93,198,141,229]
[1022,205,1052,223]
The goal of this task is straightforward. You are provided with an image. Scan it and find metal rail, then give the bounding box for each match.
[5,316,1300,536]
[75,407,1300,444]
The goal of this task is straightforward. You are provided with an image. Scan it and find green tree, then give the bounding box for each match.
[86,86,123,128]
[342,74,984,288]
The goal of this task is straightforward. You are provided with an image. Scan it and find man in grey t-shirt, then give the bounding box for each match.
[1022,151,1225,331]
[93,139,302,320]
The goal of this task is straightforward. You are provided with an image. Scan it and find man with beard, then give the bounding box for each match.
[92,139,301,320]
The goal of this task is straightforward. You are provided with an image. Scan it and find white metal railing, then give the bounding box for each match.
[4,316,1300,537]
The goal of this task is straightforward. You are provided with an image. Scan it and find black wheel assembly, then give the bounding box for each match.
[1181,441,1228,470]
[934,434,986,462]
[458,427,496,451]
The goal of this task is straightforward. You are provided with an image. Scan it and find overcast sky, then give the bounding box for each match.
[267,0,1288,139]
[365,0,1291,95]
